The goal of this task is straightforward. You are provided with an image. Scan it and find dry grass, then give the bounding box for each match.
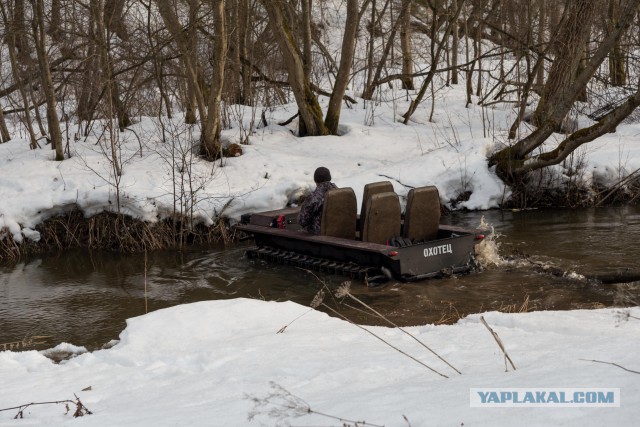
[433,294,532,325]
[0,228,22,262]
[498,294,531,313]
[0,209,230,262]
[435,300,464,324]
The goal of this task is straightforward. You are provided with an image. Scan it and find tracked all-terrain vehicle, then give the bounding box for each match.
[236,182,487,283]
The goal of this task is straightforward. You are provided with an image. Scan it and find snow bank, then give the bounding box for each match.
[0,299,638,426]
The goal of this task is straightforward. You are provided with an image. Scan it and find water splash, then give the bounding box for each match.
[474,216,505,269]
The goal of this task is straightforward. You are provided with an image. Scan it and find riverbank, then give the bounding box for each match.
[3,190,638,263]
[1,298,638,426]
[1,81,640,262]
[0,209,229,262]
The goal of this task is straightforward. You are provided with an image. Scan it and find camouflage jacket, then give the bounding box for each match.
[297,181,338,234]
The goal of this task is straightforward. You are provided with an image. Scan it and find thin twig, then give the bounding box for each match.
[321,303,448,378]
[303,276,449,377]
[342,288,461,375]
[1,397,92,419]
[277,308,314,333]
[596,167,640,206]
[298,268,339,306]
[579,359,640,374]
[0,401,74,413]
[480,316,516,371]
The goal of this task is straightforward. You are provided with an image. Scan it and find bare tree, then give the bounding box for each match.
[104,0,129,41]
[400,0,414,90]
[362,0,408,100]
[200,0,227,159]
[156,0,207,128]
[324,0,360,134]
[490,0,640,184]
[92,0,121,175]
[451,0,460,85]
[0,0,38,149]
[0,106,9,143]
[402,0,464,124]
[31,0,64,160]
[156,0,227,159]
[607,0,627,87]
[260,0,328,136]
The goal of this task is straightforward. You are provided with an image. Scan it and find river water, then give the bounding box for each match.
[1,206,639,352]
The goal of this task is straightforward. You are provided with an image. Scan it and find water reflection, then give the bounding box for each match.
[1,206,638,351]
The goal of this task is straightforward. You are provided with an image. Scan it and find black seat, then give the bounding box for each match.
[361,191,401,244]
[402,186,440,242]
[359,181,394,238]
[320,187,357,239]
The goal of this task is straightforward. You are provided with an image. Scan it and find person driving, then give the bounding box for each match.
[297,167,337,234]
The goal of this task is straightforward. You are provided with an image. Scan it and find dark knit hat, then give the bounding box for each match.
[313,166,332,183]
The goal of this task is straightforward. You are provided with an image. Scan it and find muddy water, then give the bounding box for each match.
[1,206,639,351]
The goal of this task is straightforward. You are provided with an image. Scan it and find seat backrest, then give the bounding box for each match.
[320,187,357,239]
[402,186,440,242]
[359,181,394,237]
[361,191,401,244]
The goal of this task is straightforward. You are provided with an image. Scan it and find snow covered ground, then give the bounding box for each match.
[0,299,638,426]
[1,83,639,244]
[1,45,640,427]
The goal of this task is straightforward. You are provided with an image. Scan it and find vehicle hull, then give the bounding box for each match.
[236,208,481,282]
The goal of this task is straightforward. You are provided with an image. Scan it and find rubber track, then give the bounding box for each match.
[246,246,384,281]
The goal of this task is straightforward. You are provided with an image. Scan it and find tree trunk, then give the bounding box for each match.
[260,0,328,136]
[0,106,10,143]
[402,0,464,123]
[400,0,414,90]
[13,0,30,64]
[143,0,172,118]
[301,0,312,77]
[535,0,546,88]
[532,0,597,127]
[156,0,206,126]
[92,0,121,176]
[297,0,313,137]
[48,0,62,41]
[112,83,132,131]
[575,41,588,102]
[32,0,63,160]
[324,0,359,135]
[0,1,38,149]
[364,0,377,98]
[362,0,408,100]
[451,0,459,85]
[608,0,627,87]
[200,0,227,160]
[474,15,482,97]
[228,0,242,103]
[185,0,200,124]
[238,0,251,105]
[104,0,128,40]
[77,34,101,132]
